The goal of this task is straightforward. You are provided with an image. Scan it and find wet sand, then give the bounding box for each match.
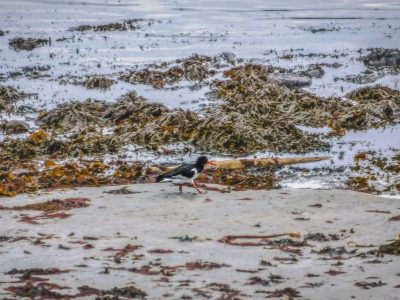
[0,184,399,299]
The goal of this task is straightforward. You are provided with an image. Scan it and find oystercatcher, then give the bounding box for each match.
[156,156,216,194]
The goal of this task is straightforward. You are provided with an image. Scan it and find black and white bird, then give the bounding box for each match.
[156,156,216,194]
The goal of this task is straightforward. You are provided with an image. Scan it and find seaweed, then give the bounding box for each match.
[200,169,276,190]
[69,19,157,32]
[330,86,400,130]
[0,85,22,114]
[36,100,107,130]
[9,37,49,51]
[0,161,145,197]
[120,53,228,89]
[84,76,115,90]
[362,48,400,70]
[5,283,67,299]
[1,120,30,134]
[266,287,301,298]
[379,239,400,255]
[347,150,400,194]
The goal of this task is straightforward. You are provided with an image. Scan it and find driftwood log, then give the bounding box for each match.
[148,156,329,173]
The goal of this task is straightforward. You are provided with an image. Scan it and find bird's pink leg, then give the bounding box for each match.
[192,181,205,194]
[179,184,183,193]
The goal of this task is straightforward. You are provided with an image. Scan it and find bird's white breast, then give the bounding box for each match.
[161,168,198,183]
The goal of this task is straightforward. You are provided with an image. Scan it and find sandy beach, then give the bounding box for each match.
[0,184,399,299]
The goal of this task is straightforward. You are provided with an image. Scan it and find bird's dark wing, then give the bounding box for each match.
[156,163,196,182]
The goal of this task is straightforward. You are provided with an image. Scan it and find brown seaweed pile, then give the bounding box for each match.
[0,160,145,197]
[0,85,22,114]
[9,37,50,51]
[119,53,235,89]
[36,100,107,130]
[213,64,400,132]
[31,90,326,155]
[0,130,123,163]
[84,76,115,90]
[379,239,400,256]
[330,86,400,130]
[112,91,328,154]
[212,64,341,129]
[69,19,156,32]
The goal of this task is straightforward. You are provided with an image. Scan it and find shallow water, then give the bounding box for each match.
[1,0,399,105]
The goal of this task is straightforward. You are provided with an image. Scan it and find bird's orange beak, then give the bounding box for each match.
[207,161,217,166]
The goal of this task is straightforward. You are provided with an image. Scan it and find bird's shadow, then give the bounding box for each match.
[163,191,202,200]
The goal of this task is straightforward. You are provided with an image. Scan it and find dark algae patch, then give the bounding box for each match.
[379,239,400,255]
[9,37,50,51]
[362,48,400,70]
[69,19,157,32]
[84,75,115,90]
[0,85,23,114]
[120,53,232,89]
[5,283,68,299]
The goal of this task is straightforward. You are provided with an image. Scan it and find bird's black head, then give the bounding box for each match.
[195,156,209,170]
